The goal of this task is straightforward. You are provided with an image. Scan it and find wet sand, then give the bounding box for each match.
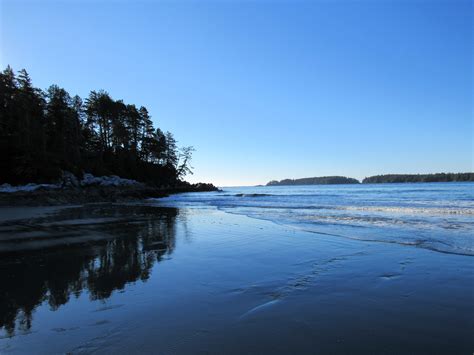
[0,204,473,354]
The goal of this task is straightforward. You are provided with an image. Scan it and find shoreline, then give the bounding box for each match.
[0,183,218,206]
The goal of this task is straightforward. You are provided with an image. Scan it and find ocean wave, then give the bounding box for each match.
[340,206,474,215]
[300,213,472,230]
[209,202,474,216]
[157,183,474,256]
[218,208,474,256]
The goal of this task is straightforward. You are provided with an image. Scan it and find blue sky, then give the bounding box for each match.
[1,0,472,186]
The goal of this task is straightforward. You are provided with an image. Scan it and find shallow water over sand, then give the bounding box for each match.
[0,203,473,354]
[159,182,474,255]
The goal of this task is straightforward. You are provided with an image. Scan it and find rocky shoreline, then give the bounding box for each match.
[0,183,219,206]
[0,172,219,206]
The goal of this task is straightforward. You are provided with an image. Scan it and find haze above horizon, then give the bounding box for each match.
[1,0,472,186]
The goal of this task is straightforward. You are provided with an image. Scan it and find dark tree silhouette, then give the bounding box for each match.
[0,66,193,186]
[362,173,474,183]
[267,176,360,186]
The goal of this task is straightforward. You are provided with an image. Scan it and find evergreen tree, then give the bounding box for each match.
[163,131,178,168]
[0,66,195,185]
[177,146,195,179]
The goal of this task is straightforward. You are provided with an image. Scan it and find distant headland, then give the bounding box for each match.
[267,176,359,186]
[361,173,474,184]
[267,173,474,186]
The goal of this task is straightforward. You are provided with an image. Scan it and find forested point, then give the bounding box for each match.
[267,173,474,186]
[362,173,474,184]
[0,66,195,186]
[267,176,360,186]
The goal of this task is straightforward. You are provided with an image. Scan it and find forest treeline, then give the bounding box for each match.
[362,173,474,184]
[0,66,194,185]
[267,173,474,186]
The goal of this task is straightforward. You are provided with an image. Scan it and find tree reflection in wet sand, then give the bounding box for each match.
[0,204,179,337]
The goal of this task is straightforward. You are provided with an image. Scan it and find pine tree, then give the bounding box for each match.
[0,65,197,185]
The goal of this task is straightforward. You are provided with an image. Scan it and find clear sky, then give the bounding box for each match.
[1,0,472,186]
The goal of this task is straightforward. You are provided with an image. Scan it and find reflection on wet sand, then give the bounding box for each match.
[0,204,179,337]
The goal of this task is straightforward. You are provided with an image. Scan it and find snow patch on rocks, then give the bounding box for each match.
[0,172,142,193]
[0,183,61,193]
[80,173,141,187]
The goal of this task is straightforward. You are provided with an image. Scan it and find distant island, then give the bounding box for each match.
[267,176,360,186]
[267,173,474,186]
[362,173,474,184]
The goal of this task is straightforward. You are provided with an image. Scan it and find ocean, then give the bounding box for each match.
[158,182,474,256]
[1,183,473,353]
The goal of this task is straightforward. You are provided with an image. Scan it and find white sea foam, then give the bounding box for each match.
[157,182,474,256]
[339,205,474,215]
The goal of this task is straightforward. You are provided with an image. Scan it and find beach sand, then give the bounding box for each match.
[0,203,472,354]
